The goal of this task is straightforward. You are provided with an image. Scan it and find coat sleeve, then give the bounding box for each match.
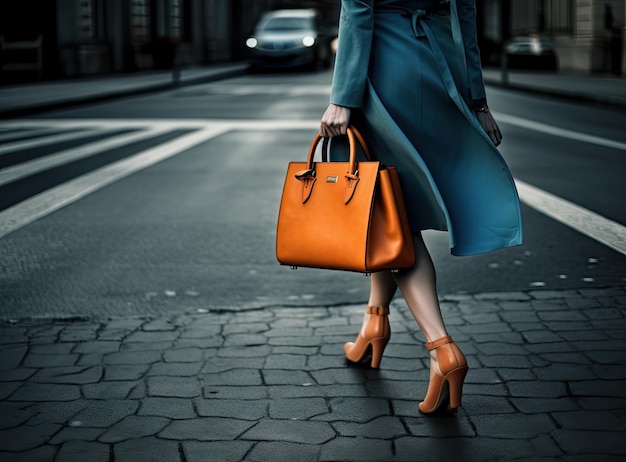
[329,0,374,108]
[456,0,487,107]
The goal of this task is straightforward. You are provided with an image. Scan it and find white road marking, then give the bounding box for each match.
[516,179,626,256]
[493,112,626,152]
[1,117,625,257]
[0,127,105,155]
[0,127,164,187]
[0,126,228,239]
[0,127,61,143]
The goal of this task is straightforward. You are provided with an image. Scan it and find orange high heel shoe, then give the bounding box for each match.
[344,306,390,369]
[418,335,468,414]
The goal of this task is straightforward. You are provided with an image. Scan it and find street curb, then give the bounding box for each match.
[0,65,249,119]
[484,77,626,109]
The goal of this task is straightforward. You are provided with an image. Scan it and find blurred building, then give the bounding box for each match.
[0,0,340,82]
[477,0,625,74]
[2,0,623,81]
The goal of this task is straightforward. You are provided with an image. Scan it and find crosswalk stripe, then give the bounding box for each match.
[0,127,106,155]
[0,127,165,187]
[0,127,228,239]
[516,179,626,256]
[0,118,624,258]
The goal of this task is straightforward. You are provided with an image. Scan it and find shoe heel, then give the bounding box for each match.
[369,337,389,369]
[446,366,468,410]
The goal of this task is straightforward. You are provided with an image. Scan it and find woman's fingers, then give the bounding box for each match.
[320,104,351,137]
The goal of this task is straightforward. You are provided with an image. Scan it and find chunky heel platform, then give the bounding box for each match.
[418,335,468,414]
[344,306,390,369]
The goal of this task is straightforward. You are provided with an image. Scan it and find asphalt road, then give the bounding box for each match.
[1,69,625,319]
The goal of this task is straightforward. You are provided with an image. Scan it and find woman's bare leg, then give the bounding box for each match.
[393,233,448,375]
[357,271,397,335]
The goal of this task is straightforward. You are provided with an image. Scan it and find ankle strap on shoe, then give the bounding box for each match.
[367,306,389,315]
[426,335,453,351]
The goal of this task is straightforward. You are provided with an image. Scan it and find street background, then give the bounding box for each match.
[0,64,625,461]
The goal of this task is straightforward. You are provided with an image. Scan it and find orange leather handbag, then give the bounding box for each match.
[276,126,415,273]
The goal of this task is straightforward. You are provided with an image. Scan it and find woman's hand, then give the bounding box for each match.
[320,104,351,137]
[476,110,503,146]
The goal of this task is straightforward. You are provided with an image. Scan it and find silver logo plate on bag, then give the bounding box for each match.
[326,176,338,183]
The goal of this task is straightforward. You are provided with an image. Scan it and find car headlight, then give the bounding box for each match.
[302,36,315,47]
[246,38,258,49]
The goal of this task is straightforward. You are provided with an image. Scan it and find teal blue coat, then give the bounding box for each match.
[329,0,523,256]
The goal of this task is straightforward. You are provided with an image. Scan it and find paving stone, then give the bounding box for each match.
[162,347,203,363]
[182,441,253,462]
[142,319,177,331]
[71,399,139,427]
[510,397,579,413]
[59,326,99,342]
[30,365,103,384]
[405,413,476,437]
[223,322,270,335]
[496,368,537,381]
[461,395,517,415]
[261,369,313,386]
[138,397,196,419]
[76,353,104,366]
[273,346,319,355]
[507,380,568,398]
[394,436,536,461]
[26,400,90,425]
[590,364,626,380]
[120,341,173,352]
[125,331,179,343]
[538,352,593,364]
[114,436,181,462]
[263,354,307,370]
[99,415,170,443]
[195,398,268,420]
[576,397,626,410]
[313,397,390,423]
[8,383,81,401]
[0,382,21,400]
[570,380,626,398]
[552,429,626,456]
[307,353,351,370]
[82,381,138,399]
[203,386,268,400]
[147,376,201,397]
[22,353,78,368]
[0,403,36,429]
[333,415,406,438]
[0,423,61,451]
[533,364,595,381]
[319,437,394,462]
[56,440,109,461]
[0,328,28,345]
[269,384,368,399]
[104,351,162,365]
[475,342,530,355]
[365,379,424,400]
[103,364,149,381]
[538,310,588,321]
[28,343,75,355]
[309,368,370,385]
[241,419,334,444]
[159,417,254,441]
[552,410,624,431]
[476,354,534,368]
[472,413,556,438]
[201,357,264,373]
[223,334,267,347]
[147,361,203,376]
[268,336,324,346]
[201,368,262,386]
[72,341,120,354]
[269,397,327,419]
[216,345,272,358]
[583,307,623,320]
[49,427,105,444]
[0,368,36,382]
[0,445,58,462]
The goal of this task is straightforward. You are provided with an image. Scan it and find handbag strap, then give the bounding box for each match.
[321,126,372,162]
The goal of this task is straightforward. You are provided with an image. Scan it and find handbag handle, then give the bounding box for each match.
[320,126,372,162]
[295,126,373,204]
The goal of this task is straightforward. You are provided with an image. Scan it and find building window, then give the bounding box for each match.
[130,0,151,42]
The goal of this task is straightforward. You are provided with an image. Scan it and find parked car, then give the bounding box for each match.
[245,9,334,70]
[504,36,559,71]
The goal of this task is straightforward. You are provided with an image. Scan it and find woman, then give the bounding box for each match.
[319,0,522,414]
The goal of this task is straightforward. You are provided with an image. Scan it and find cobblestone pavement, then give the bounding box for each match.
[1,287,625,462]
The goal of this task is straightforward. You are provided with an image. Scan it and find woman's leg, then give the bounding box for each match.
[356,271,397,335]
[393,233,448,375]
